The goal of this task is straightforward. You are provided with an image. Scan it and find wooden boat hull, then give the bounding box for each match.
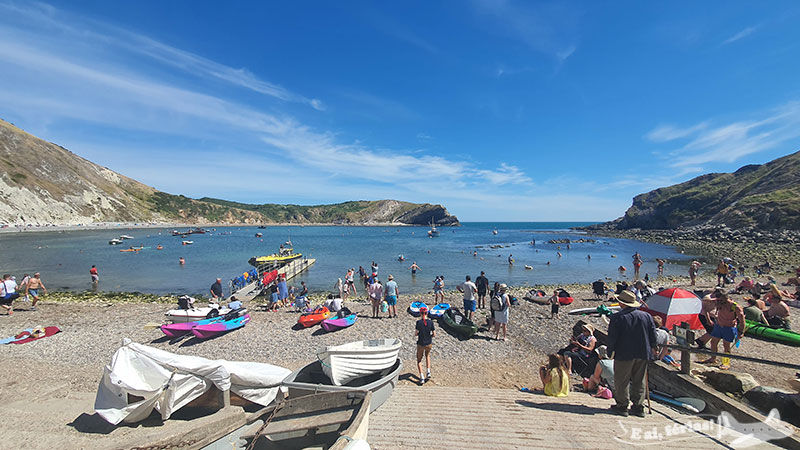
[282,359,401,413]
[238,390,371,450]
[321,314,357,332]
[442,307,478,338]
[191,314,250,339]
[318,338,403,386]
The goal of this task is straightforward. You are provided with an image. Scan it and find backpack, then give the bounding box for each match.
[490,293,503,311]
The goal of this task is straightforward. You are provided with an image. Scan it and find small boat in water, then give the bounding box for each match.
[492,229,498,235]
[249,241,302,267]
[156,245,163,250]
[282,358,401,412]
[182,240,193,245]
[427,220,439,237]
[442,307,478,338]
[255,232,263,237]
[119,234,134,240]
[108,238,123,245]
[317,338,402,386]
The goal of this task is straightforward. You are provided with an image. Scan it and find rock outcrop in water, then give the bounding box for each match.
[0,119,459,226]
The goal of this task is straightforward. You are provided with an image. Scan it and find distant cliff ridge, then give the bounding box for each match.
[585,151,800,233]
[0,119,459,226]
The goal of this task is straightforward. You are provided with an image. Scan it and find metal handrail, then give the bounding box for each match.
[666,344,800,370]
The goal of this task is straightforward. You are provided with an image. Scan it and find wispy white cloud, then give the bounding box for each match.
[646,102,800,168]
[416,133,433,141]
[645,122,708,143]
[495,64,536,77]
[722,26,758,45]
[362,8,438,54]
[0,2,542,219]
[470,0,579,63]
[0,1,323,110]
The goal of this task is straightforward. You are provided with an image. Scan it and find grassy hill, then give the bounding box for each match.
[603,151,800,231]
[0,119,458,226]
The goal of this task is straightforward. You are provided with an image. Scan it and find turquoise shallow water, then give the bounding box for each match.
[0,222,693,296]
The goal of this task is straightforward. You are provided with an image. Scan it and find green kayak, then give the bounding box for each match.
[442,307,478,338]
[745,319,799,346]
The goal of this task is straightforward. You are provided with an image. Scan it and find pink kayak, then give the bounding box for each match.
[320,314,357,332]
[161,316,224,338]
[191,314,250,339]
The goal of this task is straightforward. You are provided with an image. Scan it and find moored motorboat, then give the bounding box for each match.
[182,240,193,245]
[109,238,123,245]
[192,312,250,339]
[317,338,402,386]
[119,234,134,240]
[408,301,427,316]
[282,358,401,412]
[298,306,333,328]
[249,242,303,267]
[442,307,478,338]
[429,303,450,318]
[321,309,357,332]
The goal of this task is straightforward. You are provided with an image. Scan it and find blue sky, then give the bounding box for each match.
[2,1,800,221]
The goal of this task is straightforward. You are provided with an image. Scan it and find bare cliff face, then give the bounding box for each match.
[0,119,459,226]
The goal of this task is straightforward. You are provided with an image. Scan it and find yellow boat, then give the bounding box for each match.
[249,241,302,267]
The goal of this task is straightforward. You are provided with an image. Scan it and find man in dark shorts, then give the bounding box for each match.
[476,271,489,309]
[415,306,435,384]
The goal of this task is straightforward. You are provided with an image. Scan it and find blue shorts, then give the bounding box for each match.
[28,289,39,298]
[710,324,738,343]
[464,299,476,312]
[271,292,279,303]
[385,295,397,306]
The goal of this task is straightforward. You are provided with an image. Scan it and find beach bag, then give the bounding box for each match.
[490,293,503,312]
[380,301,388,313]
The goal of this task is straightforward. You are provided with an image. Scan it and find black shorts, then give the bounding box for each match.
[698,314,714,333]
[551,303,560,314]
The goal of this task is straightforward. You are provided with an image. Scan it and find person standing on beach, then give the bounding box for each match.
[689,260,700,286]
[476,271,489,309]
[458,275,478,321]
[549,290,560,318]
[334,278,344,299]
[433,276,444,303]
[632,252,643,280]
[656,259,665,276]
[89,265,100,284]
[277,274,288,306]
[384,274,399,318]
[492,284,510,341]
[716,259,729,287]
[1,274,19,315]
[699,293,744,369]
[606,290,657,417]
[345,268,357,298]
[26,272,47,311]
[19,274,30,302]
[409,262,421,276]
[414,306,435,384]
[358,266,368,290]
[368,278,384,318]
[210,278,223,302]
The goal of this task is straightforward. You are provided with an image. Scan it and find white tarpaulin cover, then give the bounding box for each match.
[94,338,291,425]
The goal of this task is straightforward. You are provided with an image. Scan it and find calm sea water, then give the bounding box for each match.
[0,222,693,296]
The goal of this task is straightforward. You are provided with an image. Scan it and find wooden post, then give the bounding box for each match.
[218,388,231,409]
[673,324,694,374]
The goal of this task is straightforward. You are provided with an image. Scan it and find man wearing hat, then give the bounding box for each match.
[384,274,399,318]
[606,290,657,417]
[414,306,435,384]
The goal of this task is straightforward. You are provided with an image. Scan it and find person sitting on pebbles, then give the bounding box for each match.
[765,292,791,330]
[743,297,768,325]
[560,324,597,375]
[539,354,569,397]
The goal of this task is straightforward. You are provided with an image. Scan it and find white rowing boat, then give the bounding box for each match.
[318,339,402,386]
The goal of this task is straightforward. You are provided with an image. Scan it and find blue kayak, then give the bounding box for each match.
[429,303,451,318]
[409,301,428,316]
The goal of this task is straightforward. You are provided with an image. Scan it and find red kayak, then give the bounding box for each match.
[559,297,575,305]
[297,306,333,328]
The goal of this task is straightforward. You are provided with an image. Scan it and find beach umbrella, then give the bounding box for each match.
[640,288,702,330]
